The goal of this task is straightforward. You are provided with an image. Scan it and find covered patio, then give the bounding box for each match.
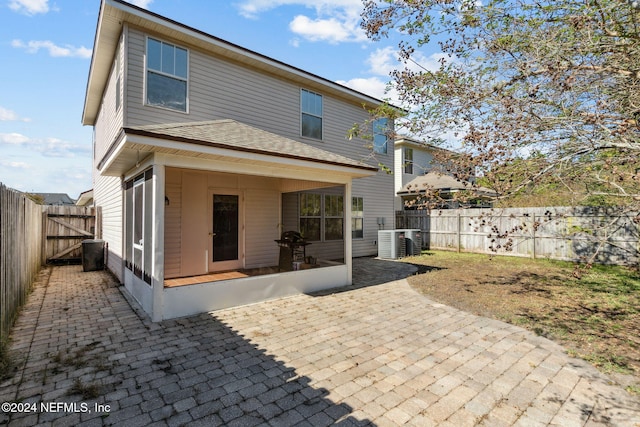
[99,119,377,320]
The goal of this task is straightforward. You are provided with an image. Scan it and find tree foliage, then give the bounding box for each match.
[361,0,640,209]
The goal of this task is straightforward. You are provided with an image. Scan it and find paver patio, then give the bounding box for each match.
[0,259,638,426]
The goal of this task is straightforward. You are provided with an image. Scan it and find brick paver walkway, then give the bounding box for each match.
[1,260,638,426]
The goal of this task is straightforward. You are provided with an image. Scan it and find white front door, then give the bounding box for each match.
[208,190,244,272]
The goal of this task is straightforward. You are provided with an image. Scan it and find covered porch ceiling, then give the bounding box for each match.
[99,119,378,183]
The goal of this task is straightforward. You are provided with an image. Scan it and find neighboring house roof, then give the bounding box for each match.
[398,172,497,197]
[395,137,446,153]
[82,0,385,126]
[75,189,94,206]
[32,193,76,205]
[121,120,378,172]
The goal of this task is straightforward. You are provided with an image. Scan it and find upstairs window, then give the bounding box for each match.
[404,147,414,174]
[373,118,389,154]
[146,38,188,112]
[301,89,322,139]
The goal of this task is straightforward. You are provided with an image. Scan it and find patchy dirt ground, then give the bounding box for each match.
[404,250,640,393]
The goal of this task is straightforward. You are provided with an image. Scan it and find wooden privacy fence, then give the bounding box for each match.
[396,207,640,265]
[0,184,42,344]
[42,205,98,264]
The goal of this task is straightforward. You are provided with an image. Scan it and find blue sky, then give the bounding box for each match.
[0,0,443,199]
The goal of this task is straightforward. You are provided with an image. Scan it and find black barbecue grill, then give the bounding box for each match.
[275,231,311,271]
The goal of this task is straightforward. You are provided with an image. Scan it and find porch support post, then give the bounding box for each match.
[345,180,353,285]
[151,159,165,322]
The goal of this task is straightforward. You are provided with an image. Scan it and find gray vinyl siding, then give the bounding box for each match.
[164,169,283,276]
[92,39,125,282]
[164,168,182,278]
[122,27,394,260]
[244,189,280,268]
[94,34,125,165]
[94,173,123,282]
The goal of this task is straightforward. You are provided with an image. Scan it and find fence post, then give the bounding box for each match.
[532,213,536,259]
[457,211,462,253]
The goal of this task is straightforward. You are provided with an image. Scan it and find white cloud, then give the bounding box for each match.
[336,76,398,103]
[0,133,90,158]
[11,39,92,58]
[0,160,30,169]
[408,51,453,73]
[366,47,398,76]
[289,14,366,43]
[236,0,366,43]
[8,0,49,15]
[366,47,453,76]
[129,0,153,9]
[0,107,31,122]
[236,0,361,18]
[0,132,30,144]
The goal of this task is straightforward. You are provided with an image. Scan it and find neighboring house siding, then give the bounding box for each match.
[394,142,437,210]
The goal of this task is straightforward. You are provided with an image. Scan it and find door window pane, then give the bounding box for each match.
[213,195,239,262]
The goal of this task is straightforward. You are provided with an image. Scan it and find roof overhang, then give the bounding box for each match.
[98,120,378,182]
[82,0,385,126]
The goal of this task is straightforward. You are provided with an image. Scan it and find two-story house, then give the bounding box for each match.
[81,0,394,321]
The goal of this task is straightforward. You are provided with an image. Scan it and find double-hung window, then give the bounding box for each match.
[351,197,364,239]
[146,37,188,112]
[299,193,321,241]
[404,147,414,174]
[373,118,389,154]
[324,195,344,240]
[301,89,322,139]
[299,193,345,241]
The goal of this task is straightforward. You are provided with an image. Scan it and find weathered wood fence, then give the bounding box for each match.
[0,184,43,344]
[396,207,640,265]
[42,205,97,264]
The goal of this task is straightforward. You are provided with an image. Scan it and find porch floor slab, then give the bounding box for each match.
[1,258,638,426]
[164,271,250,287]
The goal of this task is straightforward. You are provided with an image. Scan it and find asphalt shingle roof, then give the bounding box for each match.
[124,119,377,172]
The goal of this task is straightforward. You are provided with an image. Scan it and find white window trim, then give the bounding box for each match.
[144,36,189,114]
[299,192,347,242]
[300,88,323,140]
[351,196,364,240]
[404,147,414,175]
[373,118,389,154]
[324,194,344,241]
